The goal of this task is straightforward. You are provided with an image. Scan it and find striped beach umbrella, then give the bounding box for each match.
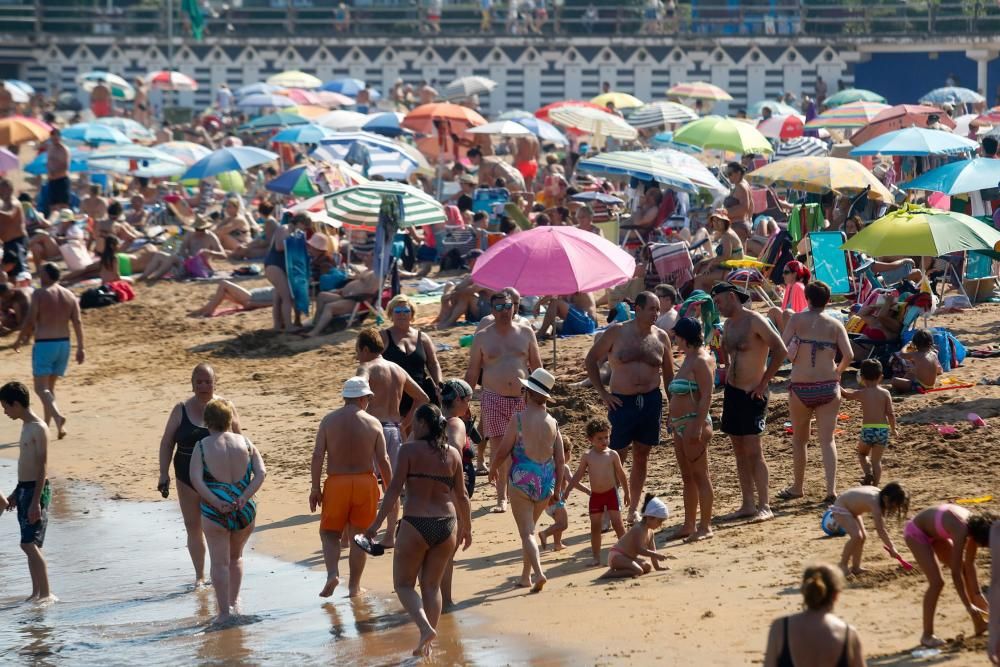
[805,101,890,129]
[666,81,732,102]
[627,102,698,129]
[78,71,135,101]
[774,137,830,161]
[576,151,697,193]
[313,133,418,181]
[145,70,198,91]
[548,106,638,140]
[324,182,445,229]
[652,148,728,197]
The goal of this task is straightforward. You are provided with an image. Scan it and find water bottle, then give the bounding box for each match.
[910,648,941,659]
[459,334,474,348]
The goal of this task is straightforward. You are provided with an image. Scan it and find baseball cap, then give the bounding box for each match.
[710,281,750,304]
[342,376,374,399]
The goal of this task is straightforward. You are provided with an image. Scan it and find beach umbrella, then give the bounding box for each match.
[900,158,1000,195]
[747,156,893,201]
[237,93,296,110]
[976,106,1000,125]
[0,148,19,172]
[2,81,29,104]
[591,92,645,110]
[271,123,336,144]
[154,141,211,165]
[920,87,985,106]
[315,110,369,131]
[774,137,830,161]
[87,146,187,177]
[842,204,1000,256]
[0,117,49,145]
[280,89,324,106]
[5,80,34,95]
[315,132,419,180]
[316,91,355,108]
[471,225,635,295]
[673,115,773,154]
[362,112,408,138]
[465,120,533,137]
[145,70,198,91]
[24,149,90,176]
[266,70,322,90]
[498,109,534,121]
[850,104,957,146]
[237,112,309,133]
[266,165,317,197]
[534,100,609,123]
[651,148,728,197]
[570,191,625,206]
[756,114,805,140]
[666,81,732,102]
[323,182,445,229]
[650,132,703,153]
[512,117,567,144]
[627,102,698,129]
[320,78,366,97]
[78,71,135,101]
[576,151,697,193]
[95,117,155,141]
[548,106,638,141]
[850,127,978,156]
[61,123,133,146]
[953,113,991,138]
[805,101,890,129]
[236,82,280,98]
[402,103,486,134]
[181,146,278,180]
[286,105,329,120]
[444,75,497,99]
[747,100,799,117]
[822,88,886,108]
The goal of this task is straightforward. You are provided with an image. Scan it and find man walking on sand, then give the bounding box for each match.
[13,263,84,440]
[585,291,673,525]
[711,282,787,522]
[46,129,70,214]
[466,289,542,513]
[355,327,429,547]
[1,380,54,603]
[310,376,392,598]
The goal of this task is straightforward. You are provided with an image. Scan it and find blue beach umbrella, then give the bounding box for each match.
[237,93,296,111]
[919,87,985,106]
[901,157,1000,195]
[321,78,380,100]
[25,150,90,176]
[362,112,408,138]
[271,123,336,144]
[61,123,133,146]
[850,127,979,157]
[513,117,568,145]
[238,112,309,133]
[266,165,317,196]
[236,82,280,98]
[181,146,279,180]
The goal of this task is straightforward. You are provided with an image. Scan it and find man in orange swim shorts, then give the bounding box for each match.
[309,376,392,598]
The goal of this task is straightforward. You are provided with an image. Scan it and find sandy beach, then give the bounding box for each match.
[0,276,995,664]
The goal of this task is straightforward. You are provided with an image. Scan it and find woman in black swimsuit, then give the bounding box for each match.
[764,563,864,667]
[157,363,242,587]
[381,294,443,417]
[365,404,472,658]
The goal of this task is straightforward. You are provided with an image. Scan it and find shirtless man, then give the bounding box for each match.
[0,282,32,335]
[46,130,70,214]
[585,291,673,524]
[13,264,84,440]
[355,327,429,547]
[80,184,108,223]
[141,216,227,283]
[512,134,540,189]
[711,282,787,522]
[1,381,53,602]
[434,251,494,329]
[467,147,526,192]
[0,178,29,280]
[305,254,381,337]
[536,291,597,338]
[724,162,754,243]
[309,376,392,598]
[466,290,542,512]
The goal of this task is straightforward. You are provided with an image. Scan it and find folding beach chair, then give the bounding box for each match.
[594,218,620,243]
[648,241,693,287]
[807,231,853,296]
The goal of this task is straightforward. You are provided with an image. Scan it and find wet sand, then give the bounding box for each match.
[0,278,996,664]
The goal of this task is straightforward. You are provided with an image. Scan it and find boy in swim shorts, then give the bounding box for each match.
[841,359,897,486]
[1,381,54,602]
[563,418,630,566]
[538,437,573,552]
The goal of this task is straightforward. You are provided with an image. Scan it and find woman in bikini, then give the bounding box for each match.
[489,368,565,592]
[365,404,472,658]
[692,209,744,292]
[668,317,716,542]
[763,563,865,667]
[189,399,266,626]
[157,364,243,588]
[778,281,853,503]
[904,504,993,648]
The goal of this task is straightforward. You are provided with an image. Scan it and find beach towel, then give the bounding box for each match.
[285,232,311,317]
[678,290,720,343]
[649,241,693,287]
[788,203,823,244]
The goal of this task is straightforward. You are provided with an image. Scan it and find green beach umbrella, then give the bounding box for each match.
[841,204,1000,257]
[823,88,887,109]
[238,112,309,133]
[324,182,445,229]
[672,115,773,154]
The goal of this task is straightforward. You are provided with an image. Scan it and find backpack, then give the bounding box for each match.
[80,285,119,309]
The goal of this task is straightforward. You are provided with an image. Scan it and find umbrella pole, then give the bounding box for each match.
[552,333,557,370]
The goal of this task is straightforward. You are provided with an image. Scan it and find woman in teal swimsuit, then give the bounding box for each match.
[489,368,565,592]
[668,317,716,543]
[189,399,266,626]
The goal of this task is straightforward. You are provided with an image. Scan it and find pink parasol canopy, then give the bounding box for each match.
[471,226,635,296]
[0,147,19,173]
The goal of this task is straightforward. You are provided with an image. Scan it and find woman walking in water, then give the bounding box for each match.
[190,399,266,625]
[489,368,565,592]
[157,364,243,586]
[365,404,472,657]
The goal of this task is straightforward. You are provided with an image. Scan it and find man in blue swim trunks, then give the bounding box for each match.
[13,264,85,440]
[585,291,673,525]
[536,291,597,339]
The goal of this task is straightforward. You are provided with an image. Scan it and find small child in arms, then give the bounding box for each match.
[538,438,578,551]
[891,329,942,394]
[563,418,629,565]
[600,494,669,578]
[829,482,909,576]
[841,359,897,485]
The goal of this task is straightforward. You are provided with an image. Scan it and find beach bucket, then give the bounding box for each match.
[821,509,846,537]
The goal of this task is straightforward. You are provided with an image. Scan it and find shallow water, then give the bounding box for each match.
[0,463,558,666]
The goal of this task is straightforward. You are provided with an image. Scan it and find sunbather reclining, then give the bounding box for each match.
[189,281,274,318]
[304,254,380,337]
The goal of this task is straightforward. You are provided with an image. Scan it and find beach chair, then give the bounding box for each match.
[725,266,777,307]
[963,250,998,303]
[594,218,620,243]
[165,198,196,227]
[756,229,794,282]
[807,231,853,296]
[472,188,510,225]
[649,241,693,288]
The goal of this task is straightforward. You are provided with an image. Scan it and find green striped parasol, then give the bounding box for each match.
[323,182,445,229]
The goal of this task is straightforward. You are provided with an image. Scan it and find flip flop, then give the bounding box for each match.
[776,489,803,501]
[352,534,385,557]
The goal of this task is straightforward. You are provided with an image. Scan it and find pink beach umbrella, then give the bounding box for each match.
[0,147,19,173]
[471,225,635,296]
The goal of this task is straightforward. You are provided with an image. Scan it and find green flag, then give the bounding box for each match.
[182,0,205,41]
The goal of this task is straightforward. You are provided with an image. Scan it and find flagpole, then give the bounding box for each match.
[167,0,174,68]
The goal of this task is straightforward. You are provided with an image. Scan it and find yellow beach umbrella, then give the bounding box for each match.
[590,92,644,110]
[287,105,329,120]
[266,70,322,90]
[746,156,893,202]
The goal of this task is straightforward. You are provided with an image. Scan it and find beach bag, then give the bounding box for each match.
[319,267,349,291]
[649,241,693,287]
[80,285,119,309]
[107,280,135,303]
[182,255,213,279]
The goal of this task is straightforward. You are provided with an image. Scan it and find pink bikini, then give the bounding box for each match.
[903,504,959,547]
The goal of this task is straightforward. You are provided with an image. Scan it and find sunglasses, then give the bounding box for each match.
[492,302,514,312]
[783,269,795,274]
[392,306,412,314]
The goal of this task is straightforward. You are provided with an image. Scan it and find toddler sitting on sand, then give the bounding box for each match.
[600,494,669,578]
[827,482,909,576]
[841,359,897,485]
[891,329,942,394]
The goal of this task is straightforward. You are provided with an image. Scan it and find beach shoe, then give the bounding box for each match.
[353,534,385,557]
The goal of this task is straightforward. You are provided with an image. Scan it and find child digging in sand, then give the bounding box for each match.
[600,494,669,578]
[828,482,909,576]
[891,329,942,394]
[841,359,897,485]
[564,418,629,565]
[538,438,576,552]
